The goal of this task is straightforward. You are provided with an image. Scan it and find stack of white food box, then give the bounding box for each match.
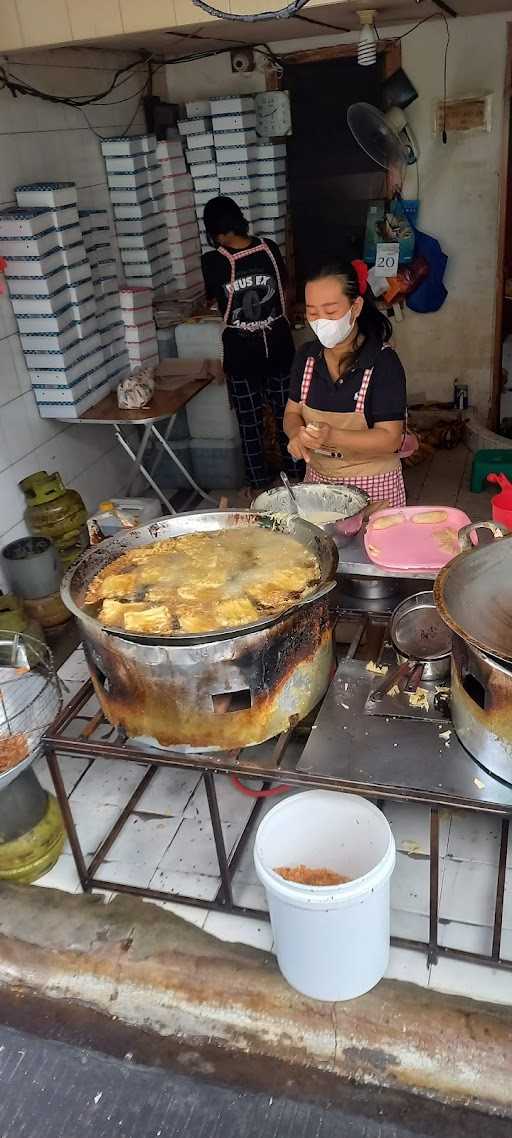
[175,319,244,490]
[179,96,287,256]
[119,286,159,371]
[79,208,129,389]
[156,136,204,304]
[101,135,173,293]
[0,182,111,418]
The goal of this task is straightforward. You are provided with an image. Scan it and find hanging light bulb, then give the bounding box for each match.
[358,9,378,67]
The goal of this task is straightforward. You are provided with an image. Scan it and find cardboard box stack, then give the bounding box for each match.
[179,96,287,257]
[102,134,173,293]
[119,287,159,371]
[79,208,129,388]
[211,96,287,255]
[156,134,204,306]
[0,182,109,418]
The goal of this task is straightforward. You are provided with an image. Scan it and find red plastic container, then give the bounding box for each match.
[488,473,512,528]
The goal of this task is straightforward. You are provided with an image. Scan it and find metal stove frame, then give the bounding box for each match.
[43,613,512,974]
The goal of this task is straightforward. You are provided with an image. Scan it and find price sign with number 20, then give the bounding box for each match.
[374,242,399,277]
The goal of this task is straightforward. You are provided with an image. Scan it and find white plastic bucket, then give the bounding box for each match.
[254,790,396,1001]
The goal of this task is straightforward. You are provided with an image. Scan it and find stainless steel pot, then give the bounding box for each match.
[252,483,370,547]
[391,591,452,684]
[62,510,339,751]
[434,521,512,662]
[450,634,512,784]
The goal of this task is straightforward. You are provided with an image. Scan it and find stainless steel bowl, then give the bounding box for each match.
[252,483,370,547]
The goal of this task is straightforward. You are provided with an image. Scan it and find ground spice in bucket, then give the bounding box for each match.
[275,865,351,886]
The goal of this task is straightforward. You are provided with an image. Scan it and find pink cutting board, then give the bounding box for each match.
[364,506,472,571]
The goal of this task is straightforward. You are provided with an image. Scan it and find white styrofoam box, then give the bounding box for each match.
[251,174,287,191]
[186,100,211,119]
[193,176,219,193]
[112,193,158,213]
[164,206,197,231]
[100,322,125,347]
[91,263,117,286]
[62,241,89,267]
[119,287,153,310]
[127,273,168,290]
[115,215,164,236]
[259,223,286,242]
[105,353,129,380]
[107,168,155,191]
[10,287,71,316]
[190,436,244,489]
[83,233,111,256]
[194,189,215,207]
[117,228,167,251]
[101,135,155,156]
[218,178,252,195]
[34,376,92,407]
[158,156,187,177]
[74,295,97,322]
[24,335,101,371]
[175,319,222,360]
[0,228,61,258]
[95,290,119,316]
[156,139,184,160]
[124,321,157,344]
[214,144,254,164]
[67,259,93,287]
[252,203,287,221]
[29,347,104,386]
[68,278,94,305]
[172,266,203,290]
[121,241,168,264]
[127,338,158,361]
[6,266,69,297]
[213,129,257,148]
[178,117,211,137]
[87,243,116,265]
[105,154,151,174]
[216,161,252,180]
[254,142,287,160]
[160,172,193,195]
[161,189,195,213]
[79,206,110,227]
[169,232,201,255]
[185,146,215,165]
[170,254,200,277]
[166,219,198,244]
[16,305,77,335]
[250,186,287,206]
[248,159,286,177]
[212,112,256,133]
[186,386,239,441]
[16,182,77,208]
[187,132,215,151]
[189,161,217,180]
[20,317,97,352]
[3,249,67,278]
[97,308,123,332]
[0,207,55,238]
[121,304,152,327]
[210,96,255,116]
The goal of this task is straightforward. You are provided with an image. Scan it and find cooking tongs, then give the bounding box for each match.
[368,659,424,704]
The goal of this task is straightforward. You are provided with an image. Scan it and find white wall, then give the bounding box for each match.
[0,47,144,587]
[165,12,509,416]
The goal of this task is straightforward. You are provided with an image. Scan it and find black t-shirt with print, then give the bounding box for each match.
[288,337,407,427]
[201,237,294,380]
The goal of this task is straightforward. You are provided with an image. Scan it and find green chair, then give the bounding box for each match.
[470,449,512,492]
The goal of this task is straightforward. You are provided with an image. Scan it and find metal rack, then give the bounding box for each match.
[43,614,512,973]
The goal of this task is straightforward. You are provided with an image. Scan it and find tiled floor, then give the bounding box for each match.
[30,644,512,1009]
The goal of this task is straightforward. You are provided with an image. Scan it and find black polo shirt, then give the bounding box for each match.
[289,337,407,427]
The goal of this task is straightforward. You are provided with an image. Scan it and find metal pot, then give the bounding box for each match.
[62,510,338,751]
[450,634,512,784]
[252,483,370,547]
[391,591,452,684]
[434,521,512,662]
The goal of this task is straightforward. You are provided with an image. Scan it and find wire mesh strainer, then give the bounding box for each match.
[0,631,62,790]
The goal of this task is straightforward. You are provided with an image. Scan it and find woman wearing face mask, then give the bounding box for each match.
[283,259,408,506]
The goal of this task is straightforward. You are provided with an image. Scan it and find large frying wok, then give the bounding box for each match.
[434,522,512,662]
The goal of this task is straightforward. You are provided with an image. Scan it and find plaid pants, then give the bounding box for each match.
[227,372,301,490]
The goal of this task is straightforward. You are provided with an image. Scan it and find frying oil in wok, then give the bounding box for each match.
[84,528,321,636]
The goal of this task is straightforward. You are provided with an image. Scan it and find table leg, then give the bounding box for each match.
[114,425,176,514]
[125,424,151,495]
[149,414,176,481]
[151,423,216,504]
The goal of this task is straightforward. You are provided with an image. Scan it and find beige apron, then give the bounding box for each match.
[299,351,402,481]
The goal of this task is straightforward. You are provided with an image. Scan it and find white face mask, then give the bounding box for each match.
[309,308,354,349]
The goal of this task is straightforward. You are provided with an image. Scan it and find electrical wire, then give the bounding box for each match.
[191,0,313,22]
[294,12,350,35]
[441,14,450,143]
[0,55,153,108]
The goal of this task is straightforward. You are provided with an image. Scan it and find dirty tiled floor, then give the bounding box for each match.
[31,644,512,1006]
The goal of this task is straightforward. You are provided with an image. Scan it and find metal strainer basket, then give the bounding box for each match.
[0,631,62,790]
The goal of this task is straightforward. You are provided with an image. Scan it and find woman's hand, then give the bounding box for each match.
[303,422,331,449]
[287,432,314,463]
